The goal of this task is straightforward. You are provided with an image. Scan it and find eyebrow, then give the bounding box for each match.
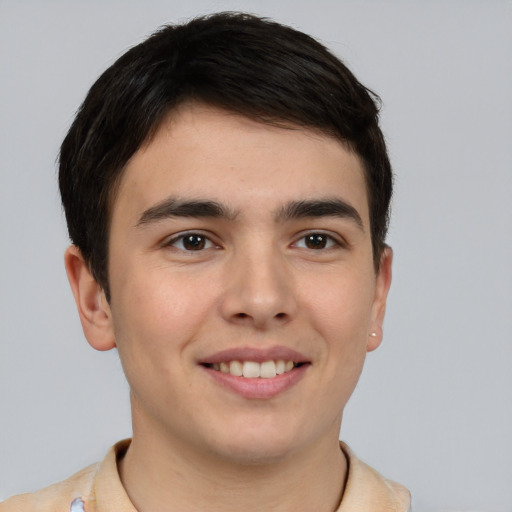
[136,196,364,231]
[275,199,364,231]
[136,197,238,226]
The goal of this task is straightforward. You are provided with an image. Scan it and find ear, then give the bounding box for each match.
[367,246,393,352]
[64,245,116,351]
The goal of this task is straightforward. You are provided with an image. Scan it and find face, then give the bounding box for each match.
[78,103,391,464]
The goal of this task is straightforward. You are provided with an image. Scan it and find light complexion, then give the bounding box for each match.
[65,103,392,512]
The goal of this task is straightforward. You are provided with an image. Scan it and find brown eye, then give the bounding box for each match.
[182,234,206,250]
[305,234,328,249]
[168,233,215,251]
[294,233,339,250]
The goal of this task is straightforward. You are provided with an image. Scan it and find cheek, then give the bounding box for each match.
[109,268,214,369]
[302,267,376,339]
[301,269,374,399]
[108,270,216,420]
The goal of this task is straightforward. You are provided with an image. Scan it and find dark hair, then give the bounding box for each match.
[59,12,392,300]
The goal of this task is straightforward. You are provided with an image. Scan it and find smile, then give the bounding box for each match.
[203,360,299,379]
[199,346,310,398]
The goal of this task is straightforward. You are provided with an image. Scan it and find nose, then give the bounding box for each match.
[219,246,298,330]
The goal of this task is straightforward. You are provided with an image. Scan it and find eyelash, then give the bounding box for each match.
[292,232,344,251]
[164,232,218,251]
[163,231,344,252]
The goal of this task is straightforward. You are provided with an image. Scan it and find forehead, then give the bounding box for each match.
[114,103,369,226]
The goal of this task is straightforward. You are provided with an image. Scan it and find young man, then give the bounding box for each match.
[1,12,410,512]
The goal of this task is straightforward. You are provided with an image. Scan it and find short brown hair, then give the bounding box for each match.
[59,12,392,300]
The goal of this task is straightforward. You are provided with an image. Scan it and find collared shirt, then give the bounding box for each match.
[0,440,410,511]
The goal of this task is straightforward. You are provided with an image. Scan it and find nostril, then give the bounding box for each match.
[275,312,286,319]
[235,313,249,319]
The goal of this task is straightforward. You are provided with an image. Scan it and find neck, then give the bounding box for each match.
[119,413,347,512]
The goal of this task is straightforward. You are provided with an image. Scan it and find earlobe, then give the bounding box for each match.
[64,245,116,351]
[367,246,393,353]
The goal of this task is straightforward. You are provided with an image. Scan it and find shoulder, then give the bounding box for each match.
[359,457,411,507]
[0,463,99,512]
[339,442,411,511]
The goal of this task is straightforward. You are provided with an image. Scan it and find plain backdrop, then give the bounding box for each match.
[1,1,511,511]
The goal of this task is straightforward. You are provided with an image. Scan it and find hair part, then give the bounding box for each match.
[59,12,392,301]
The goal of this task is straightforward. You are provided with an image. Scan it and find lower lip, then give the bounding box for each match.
[202,364,309,399]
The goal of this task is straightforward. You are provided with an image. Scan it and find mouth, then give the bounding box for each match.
[202,360,307,379]
[199,348,310,399]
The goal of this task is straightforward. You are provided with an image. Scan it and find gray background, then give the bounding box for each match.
[1,1,511,511]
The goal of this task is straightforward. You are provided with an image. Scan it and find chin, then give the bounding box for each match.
[205,421,307,466]
[216,441,296,466]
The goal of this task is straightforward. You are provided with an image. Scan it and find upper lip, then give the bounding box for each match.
[199,346,309,365]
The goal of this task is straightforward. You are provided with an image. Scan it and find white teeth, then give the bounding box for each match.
[229,360,243,377]
[210,360,297,378]
[242,361,260,378]
[276,360,286,375]
[260,360,277,378]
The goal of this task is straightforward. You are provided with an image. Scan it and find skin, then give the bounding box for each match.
[65,103,392,512]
